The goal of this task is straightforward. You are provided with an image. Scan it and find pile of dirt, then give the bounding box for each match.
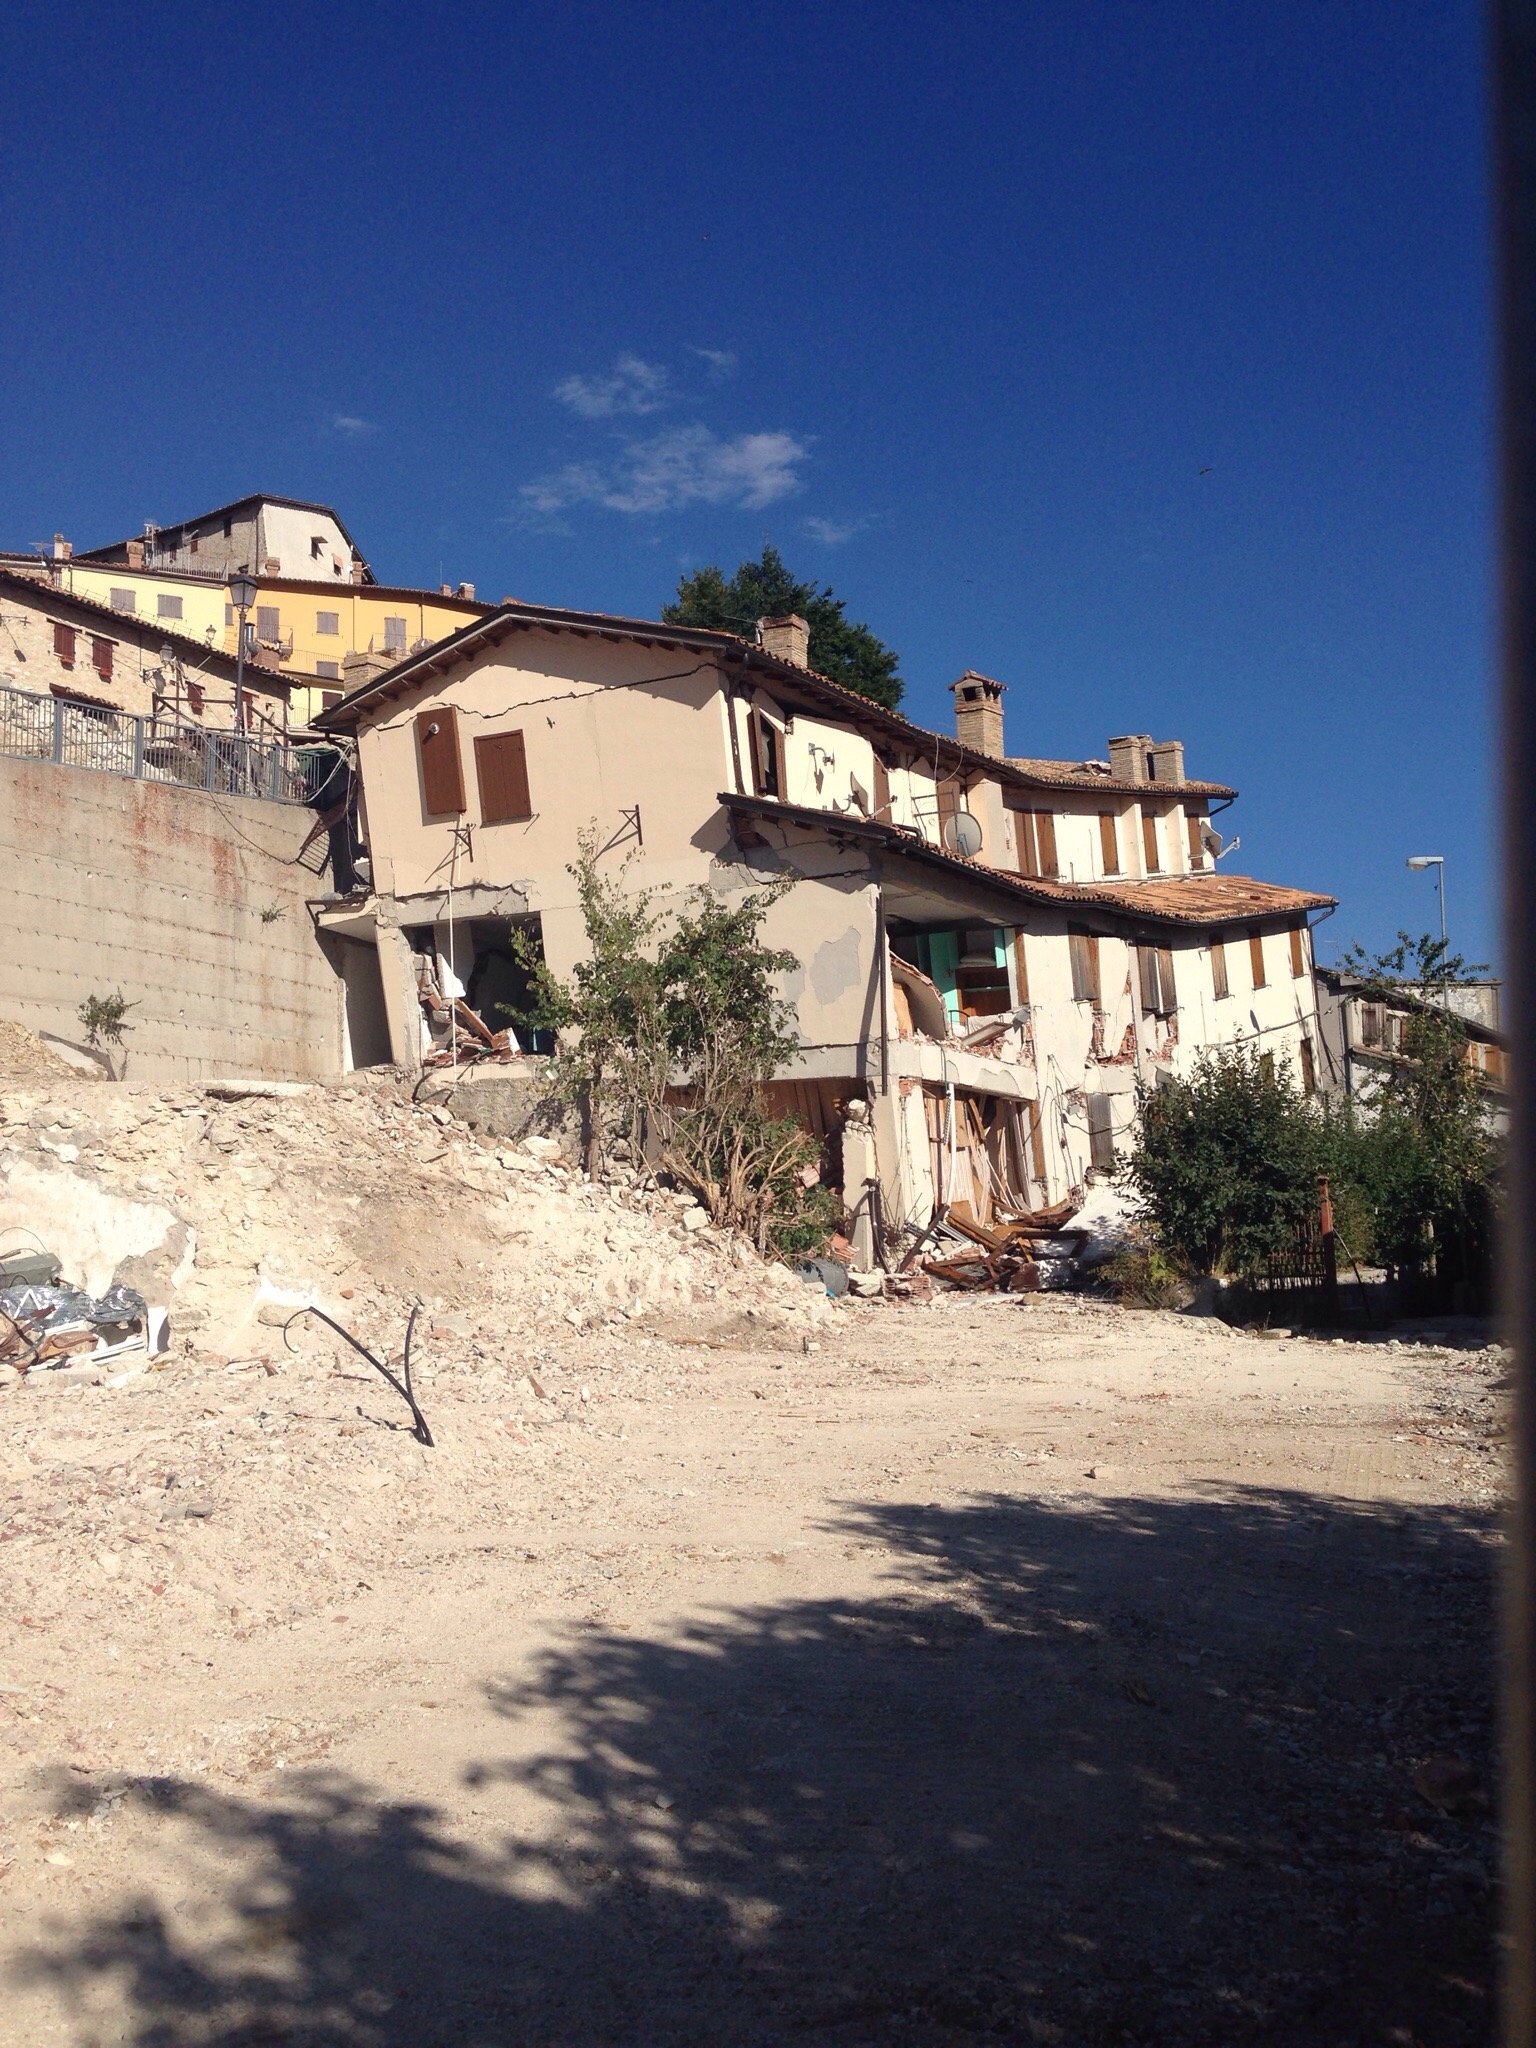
[0,1071,836,1383]
[0,1020,78,1085]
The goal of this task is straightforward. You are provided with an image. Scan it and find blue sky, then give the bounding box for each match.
[0,3,1491,964]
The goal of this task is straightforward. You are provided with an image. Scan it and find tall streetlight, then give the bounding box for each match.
[228,565,258,738]
[1406,854,1447,947]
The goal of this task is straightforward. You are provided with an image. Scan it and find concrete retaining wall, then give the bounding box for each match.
[0,755,343,1085]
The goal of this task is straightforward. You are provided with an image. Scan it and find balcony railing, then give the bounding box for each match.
[0,681,328,804]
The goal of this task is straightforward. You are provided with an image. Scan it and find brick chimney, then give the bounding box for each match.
[343,650,391,690]
[759,614,810,667]
[457,582,475,601]
[1146,739,1186,783]
[440,583,454,596]
[949,671,1006,757]
[52,534,71,561]
[126,539,144,568]
[1108,734,1153,783]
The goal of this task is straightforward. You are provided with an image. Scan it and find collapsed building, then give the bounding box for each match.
[312,604,1334,1236]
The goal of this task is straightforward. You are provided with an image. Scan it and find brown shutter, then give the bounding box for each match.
[1027,1099,1047,1181]
[872,755,892,819]
[53,622,75,669]
[1299,1036,1316,1094]
[1141,809,1160,873]
[1138,946,1160,1014]
[1210,938,1229,1000]
[1289,926,1305,977]
[1098,812,1119,875]
[1186,812,1204,866]
[1012,931,1030,1004]
[1035,810,1058,877]
[416,705,466,815]
[1249,931,1267,987]
[1157,947,1177,1012]
[474,731,531,823]
[1087,1096,1115,1171]
[91,636,114,680]
[1016,810,1038,876]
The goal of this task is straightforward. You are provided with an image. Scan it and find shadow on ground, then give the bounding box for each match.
[19,1487,1498,2046]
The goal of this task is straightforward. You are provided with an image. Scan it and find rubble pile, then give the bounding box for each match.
[0,1061,835,1389]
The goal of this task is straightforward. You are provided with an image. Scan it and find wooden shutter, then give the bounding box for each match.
[872,755,892,819]
[1141,809,1160,873]
[1289,926,1306,977]
[1299,1035,1316,1094]
[475,731,531,823]
[1035,810,1058,877]
[1086,1096,1115,1171]
[416,705,466,815]
[1098,812,1120,875]
[1138,946,1160,1014]
[53,623,75,669]
[1249,931,1267,987]
[1157,948,1176,1013]
[1187,812,1205,866]
[751,713,784,798]
[1016,811,1038,877]
[92,636,113,681]
[1069,928,1100,1004]
[1210,938,1229,1000]
[1012,931,1030,1005]
[1027,1099,1048,1182]
[1360,1001,1383,1047]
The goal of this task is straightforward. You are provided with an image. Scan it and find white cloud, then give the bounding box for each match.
[521,425,810,518]
[554,354,671,419]
[805,514,870,546]
[690,346,738,380]
[331,414,376,437]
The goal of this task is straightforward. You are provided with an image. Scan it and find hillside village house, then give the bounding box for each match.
[314,603,1333,1236]
[4,497,489,727]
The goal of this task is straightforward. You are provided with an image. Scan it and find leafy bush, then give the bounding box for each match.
[1100,1244,1190,1308]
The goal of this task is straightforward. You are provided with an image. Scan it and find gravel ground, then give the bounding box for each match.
[0,1280,1504,2047]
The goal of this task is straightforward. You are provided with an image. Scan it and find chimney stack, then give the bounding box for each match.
[52,534,71,562]
[343,650,391,690]
[126,539,145,568]
[949,671,1006,757]
[1146,739,1185,783]
[759,613,810,668]
[440,583,453,597]
[457,581,475,601]
[1108,734,1153,783]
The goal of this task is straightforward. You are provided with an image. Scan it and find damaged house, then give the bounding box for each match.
[313,604,1333,1232]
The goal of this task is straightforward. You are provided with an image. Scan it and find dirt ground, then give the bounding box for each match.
[0,1276,1504,2047]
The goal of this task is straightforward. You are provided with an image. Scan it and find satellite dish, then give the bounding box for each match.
[943,810,984,859]
[1200,823,1224,859]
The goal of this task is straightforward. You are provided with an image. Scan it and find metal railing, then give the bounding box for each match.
[0,680,328,804]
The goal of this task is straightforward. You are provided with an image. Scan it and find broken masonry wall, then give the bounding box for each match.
[0,754,344,1086]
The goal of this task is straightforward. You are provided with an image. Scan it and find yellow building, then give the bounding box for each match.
[33,495,490,727]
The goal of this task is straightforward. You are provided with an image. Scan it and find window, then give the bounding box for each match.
[1187,812,1207,867]
[1289,926,1307,978]
[383,616,408,653]
[1098,812,1121,875]
[1026,1099,1048,1181]
[1014,808,1059,878]
[1086,1095,1116,1172]
[1259,1051,1276,1084]
[955,928,1011,1017]
[316,660,340,680]
[475,730,532,823]
[256,606,281,643]
[189,535,199,555]
[1068,926,1101,1004]
[1012,931,1030,1005]
[316,610,340,636]
[321,691,342,711]
[872,754,892,819]
[222,516,233,538]
[1359,1002,1384,1047]
[311,536,326,559]
[1210,937,1229,999]
[1249,932,1268,988]
[750,710,784,798]
[225,603,235,626]
[109,587,135,613]
[1299,1035,1316,1095]
[1138,945,1178,1017]
[157,593,183,620]
[52,622,76,669]
[1141,809,1162,873]
[416,705,466,814]
[91,636,114,681]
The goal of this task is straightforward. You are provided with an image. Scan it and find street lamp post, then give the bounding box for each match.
[1407,854,1448,948]
[228,566,258,739]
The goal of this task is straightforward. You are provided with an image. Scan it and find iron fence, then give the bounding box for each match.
[0,681,329,804]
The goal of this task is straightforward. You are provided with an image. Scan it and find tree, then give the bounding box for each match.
[1126,1045,1323,1279]
[514,835,836,1255]
[664,545,904,710]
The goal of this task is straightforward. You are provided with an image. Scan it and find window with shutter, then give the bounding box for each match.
[1035,810,1057,877]
[316,661,340,680]
[1012,931,1030,1005]
[751,712,784,798]
[1259,1051,1276,1084]
[157,594,183,620]
[52,623,75,669]
[1158,947,1176,1013]
[1027,1099,1048,1181]
[91,637,113,681]
[1289,926,1306,977]
[1069,927,1101,1004]
[109,588,135,613]
[1098,812,1120,875]
[1015,810,1058,877]
[316,611,340,636]
[1249,932,1267,987]
[1210,938,1229,1000]
[384,616,407,653]
[475,731,532,823]
[416,705,466,815]
[1141,809,1161,873]
[1086,1095,1115,1172]
[872,755,892,818]
[1186,812,1205,867]
[1299,1035,1317,1094]
[256,606,280,643]
[1137,947,1178,1016]
[1359,1002,1383,1047]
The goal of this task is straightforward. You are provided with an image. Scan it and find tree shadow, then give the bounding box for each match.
[18,1488,1498,2046]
